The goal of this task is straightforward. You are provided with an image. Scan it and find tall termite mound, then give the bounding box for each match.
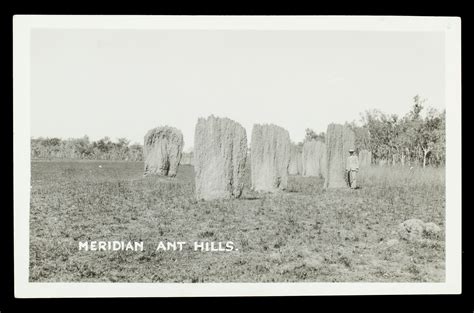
[288,143,302,175]
[143,126,184,177]
[302,140,326,177]
[320,143,327,179]
[181,152,194,165]
[324,124,355,188]
[297,149,303,174]
[251,124,291,192]
[194,116,248,200]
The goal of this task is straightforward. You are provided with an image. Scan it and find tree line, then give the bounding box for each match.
[31,95,445,167]
[304,95,445,167]
[31,136,143,161]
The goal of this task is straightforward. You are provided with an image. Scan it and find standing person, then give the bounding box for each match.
[346,149,359,189]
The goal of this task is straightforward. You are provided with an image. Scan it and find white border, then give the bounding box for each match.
[13,15,462,298]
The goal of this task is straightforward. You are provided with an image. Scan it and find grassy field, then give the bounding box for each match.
[30,160,445,282]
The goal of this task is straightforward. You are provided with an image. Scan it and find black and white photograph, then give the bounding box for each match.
[13,15,462,297]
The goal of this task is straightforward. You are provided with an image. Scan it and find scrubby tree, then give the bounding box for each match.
[304,128,325,142]
[346,122,370,152]
[358,95,445,167]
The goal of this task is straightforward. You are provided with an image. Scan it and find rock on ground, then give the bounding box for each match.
[288,143,302,175]
[251,124,291,192]
[324,124,355,188]
[194,116,248,200]
[359,149,372,167]
[143,126,184,177]
[302,140,326,177]
[398,219,442,242]
[423,222,442,238]
[398,219,425,242]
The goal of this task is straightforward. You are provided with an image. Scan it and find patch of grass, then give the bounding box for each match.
[29,161,445,282]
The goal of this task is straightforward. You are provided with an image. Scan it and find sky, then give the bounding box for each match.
[30,29,445,151]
